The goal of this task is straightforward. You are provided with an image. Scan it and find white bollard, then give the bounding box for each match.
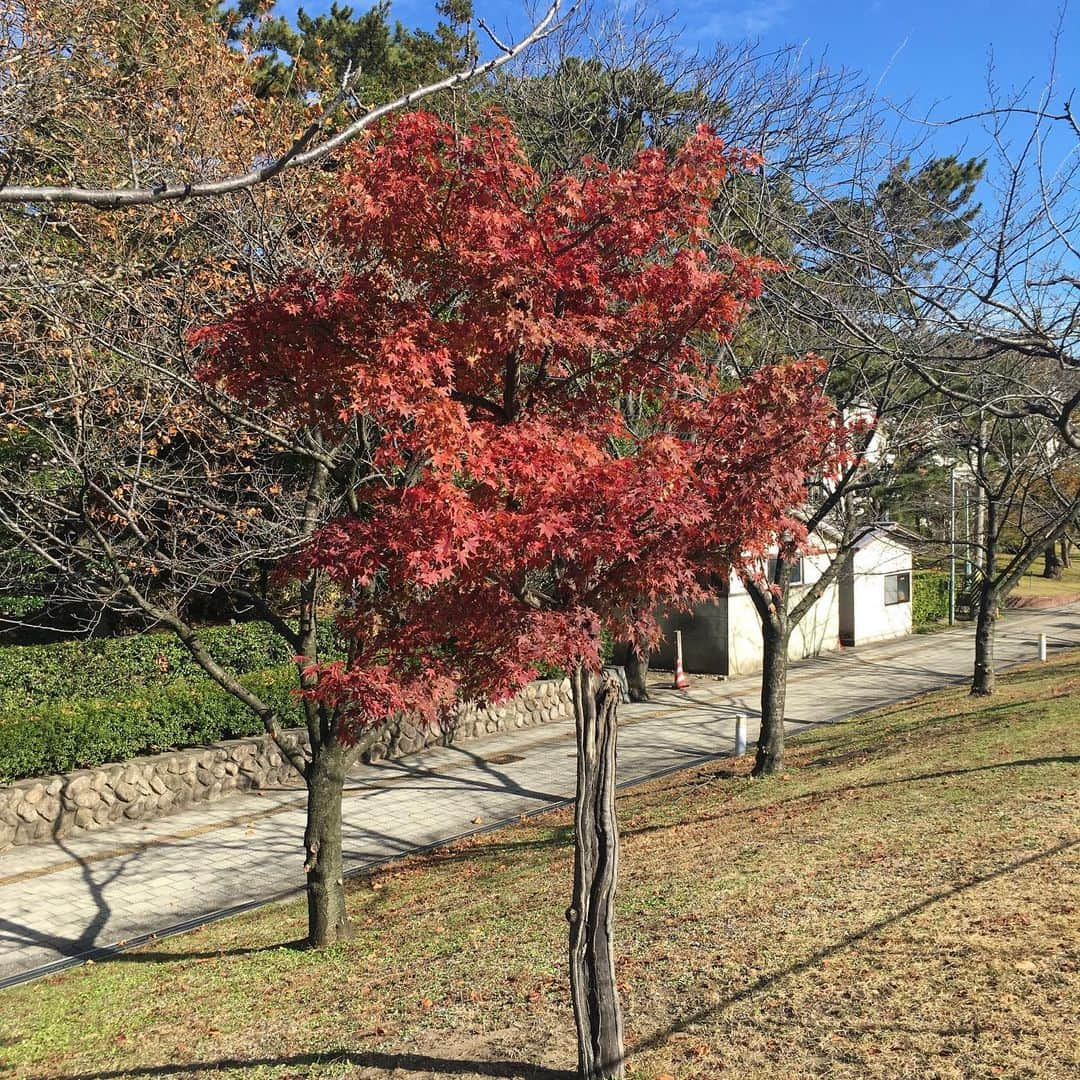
[734,713,746,757]
[1038,633,1047,662]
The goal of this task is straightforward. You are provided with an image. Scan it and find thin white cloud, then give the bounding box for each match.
[695,0,794,40]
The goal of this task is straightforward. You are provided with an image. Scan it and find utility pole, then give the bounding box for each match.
[963,483,972,590]
[972,411,988,584]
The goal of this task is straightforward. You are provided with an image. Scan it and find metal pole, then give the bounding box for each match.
[967,486,976,591]
[1038,634,1047,662]
[948,468,956,625]
[734,714,746,757]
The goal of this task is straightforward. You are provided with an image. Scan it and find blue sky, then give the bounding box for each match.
[278,1,1077,122]
[666,0,1077,115]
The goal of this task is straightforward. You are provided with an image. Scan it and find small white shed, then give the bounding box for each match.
[838,524,915,647]
[653,530,842,677]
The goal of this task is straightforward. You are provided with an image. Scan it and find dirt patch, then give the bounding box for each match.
[1006,591,1080,609]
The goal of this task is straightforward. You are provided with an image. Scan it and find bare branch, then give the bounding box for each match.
[0,1,572,208]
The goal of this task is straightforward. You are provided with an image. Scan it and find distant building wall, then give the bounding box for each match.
[655,548,842,677]
[726,576,840,675]
[653,600,728,674]
[840,536,913,646]
[654,531,916,678]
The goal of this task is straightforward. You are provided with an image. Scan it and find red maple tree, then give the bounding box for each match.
[193,110,848,1078]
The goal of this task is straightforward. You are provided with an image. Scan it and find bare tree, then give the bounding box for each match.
[0,0,570,207]
[713,20,1080,728]
[734,377,939,773]
[795,37,1080,449]
[0,181,387,941]
[941,372,1080,694]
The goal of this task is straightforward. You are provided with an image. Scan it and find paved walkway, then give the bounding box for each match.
[1,605,1077,988]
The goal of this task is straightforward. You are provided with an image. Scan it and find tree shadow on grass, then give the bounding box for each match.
[37,840,1076,1080]
[396,753,1080,871]
[39,1050,574,1080]
[109,938,309,964]
[629,837,1079,1058]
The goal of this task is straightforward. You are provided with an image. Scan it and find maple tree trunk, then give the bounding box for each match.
[1042,544,1064,579]
[304,745,352,947]
[971,585,998,697]
[568,665,625,1080]
[753,623,790,776]
[624,649,650,703]
[1061,539,1072,569]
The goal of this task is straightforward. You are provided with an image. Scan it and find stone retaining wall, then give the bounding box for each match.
[0,677,572,850]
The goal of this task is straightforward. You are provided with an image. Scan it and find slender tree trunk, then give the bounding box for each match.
[972,488,986,580]
[624,649,650,703]
[753,622,790,776]
[971,585,998,696]
[972,496,999,697]
[304,744,352,946]
[1061,538,1072,569]
[568,665,625,1080]
[1042,544,1064,579]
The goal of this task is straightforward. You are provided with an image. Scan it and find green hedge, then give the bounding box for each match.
[913,570,950,627]
[0,621,339,711]
[0,664,303,783]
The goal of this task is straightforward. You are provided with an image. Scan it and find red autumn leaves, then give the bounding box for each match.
[192,109,849,735]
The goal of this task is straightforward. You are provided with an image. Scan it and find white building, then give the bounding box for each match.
[838,524,916,646]
[654,524,914,677]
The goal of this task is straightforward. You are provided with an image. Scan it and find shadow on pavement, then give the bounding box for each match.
[0,777,137,963]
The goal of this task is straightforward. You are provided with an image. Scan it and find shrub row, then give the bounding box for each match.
[0,665,303,783]
[0,621,339,711]
[913,569,951,627]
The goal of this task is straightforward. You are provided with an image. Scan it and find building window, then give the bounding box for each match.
[767,557,804,585]
[884,571,911,606]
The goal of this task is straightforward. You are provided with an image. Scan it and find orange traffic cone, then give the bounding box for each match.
[673,629,690,689]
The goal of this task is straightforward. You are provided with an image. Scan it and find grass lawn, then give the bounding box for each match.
[1004,543,1080,603]
[2,655,1078,1080]
[1010,556,1080,602]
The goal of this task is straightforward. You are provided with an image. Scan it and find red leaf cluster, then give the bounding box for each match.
[192,111,849,736]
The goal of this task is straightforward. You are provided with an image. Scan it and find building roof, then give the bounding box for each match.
[851,521,924,550]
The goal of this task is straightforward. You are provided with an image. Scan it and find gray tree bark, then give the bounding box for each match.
[304,744,352,946]
[1043,544,1064,579]
[568,666,625,1080]
[623,649,650,702]
[971,590,998,695]
[754,622,790,775]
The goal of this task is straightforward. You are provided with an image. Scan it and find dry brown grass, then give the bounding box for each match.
[2,654,1078,1080]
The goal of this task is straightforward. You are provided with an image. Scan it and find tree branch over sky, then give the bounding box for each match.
[0,0,571,208]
